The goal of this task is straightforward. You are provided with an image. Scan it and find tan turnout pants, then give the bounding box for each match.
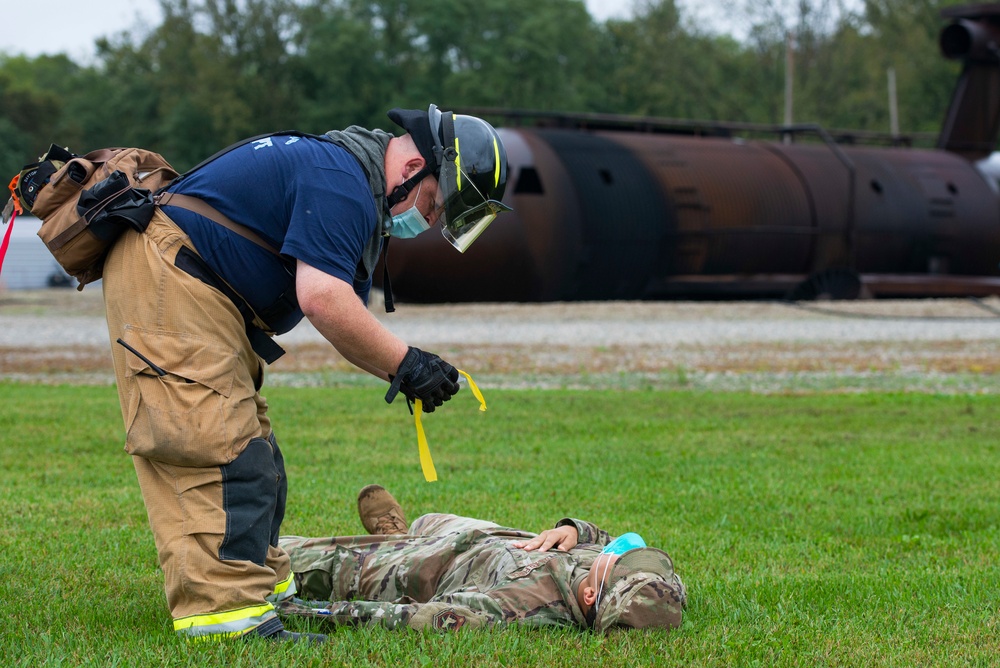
[102,210,293,639]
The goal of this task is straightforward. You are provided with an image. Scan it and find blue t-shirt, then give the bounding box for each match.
[162,134,380,334]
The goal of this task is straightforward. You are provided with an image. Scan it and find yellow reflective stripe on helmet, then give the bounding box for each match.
[492,136,501,187]
[267,572,296,602]
[452,113,462,191]
[173,603,276,639]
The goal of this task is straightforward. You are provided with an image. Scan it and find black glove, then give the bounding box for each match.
[385,347,460,413]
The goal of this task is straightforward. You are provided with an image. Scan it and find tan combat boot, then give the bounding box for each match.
[358,484,408,535]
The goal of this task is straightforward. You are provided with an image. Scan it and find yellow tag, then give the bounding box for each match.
[457,370,488,412]
[413,399,437,482]
[411,369,487,482]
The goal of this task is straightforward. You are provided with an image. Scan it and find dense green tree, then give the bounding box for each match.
[861,0,966,134]
[0,53,122,176]
[423,0,605,111]
[731,0,965,135]
[294,0,417,132]
[89,0,308,168]
[0,116,36,184]
[604,0,773,122]
[295,0,606,133]
[0,0,991,181]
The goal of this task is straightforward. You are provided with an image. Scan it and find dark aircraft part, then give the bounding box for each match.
[937,6,1000,159]
[385,127,1000,302]
[383,5,1000,303]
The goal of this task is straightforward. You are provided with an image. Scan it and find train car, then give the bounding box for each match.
[384,4,1000,302]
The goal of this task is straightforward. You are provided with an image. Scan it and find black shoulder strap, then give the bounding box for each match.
[155,191,282,257]
[381,237,395,313]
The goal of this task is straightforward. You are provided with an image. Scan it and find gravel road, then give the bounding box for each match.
[2,289,999,392]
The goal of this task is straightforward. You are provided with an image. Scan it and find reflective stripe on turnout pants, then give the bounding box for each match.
[102,209,294,639]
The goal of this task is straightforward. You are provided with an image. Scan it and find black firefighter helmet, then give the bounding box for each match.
[388,104,512,252]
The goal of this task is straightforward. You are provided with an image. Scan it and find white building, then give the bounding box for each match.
[0,214,75,289]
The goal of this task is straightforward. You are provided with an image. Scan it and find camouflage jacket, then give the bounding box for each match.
[277,512,613,631]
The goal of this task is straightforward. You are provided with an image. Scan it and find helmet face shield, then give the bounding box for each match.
[433,109,512,252]
[437,160,512,252]
[440,198,512,252]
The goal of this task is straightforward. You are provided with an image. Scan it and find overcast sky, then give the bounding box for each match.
[2,0,639,60]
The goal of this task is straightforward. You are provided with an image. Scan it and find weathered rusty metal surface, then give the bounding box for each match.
[383,126,1000,302]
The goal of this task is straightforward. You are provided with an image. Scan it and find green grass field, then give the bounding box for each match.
[1,382,998,666]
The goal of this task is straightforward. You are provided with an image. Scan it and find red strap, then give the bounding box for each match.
[0,211,17,275]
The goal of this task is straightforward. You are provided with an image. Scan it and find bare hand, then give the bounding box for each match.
[512,526,579,552]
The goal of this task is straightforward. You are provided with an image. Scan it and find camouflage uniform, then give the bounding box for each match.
[277,513,686,631]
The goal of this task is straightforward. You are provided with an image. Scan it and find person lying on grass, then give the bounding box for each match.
[276,485,687,632]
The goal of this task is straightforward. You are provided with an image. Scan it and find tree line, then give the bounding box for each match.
[0,0,973,178]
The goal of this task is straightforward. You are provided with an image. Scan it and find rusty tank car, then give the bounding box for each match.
[384,4,1000,302]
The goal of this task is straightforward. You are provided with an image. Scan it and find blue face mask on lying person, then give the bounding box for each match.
[602,532,646,555]
[594,532,648,615]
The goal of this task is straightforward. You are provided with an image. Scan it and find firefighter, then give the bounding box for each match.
[101,106,511,641]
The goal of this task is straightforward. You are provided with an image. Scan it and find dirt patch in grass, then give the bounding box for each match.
[5,339,998,379]
[2,290,999,390]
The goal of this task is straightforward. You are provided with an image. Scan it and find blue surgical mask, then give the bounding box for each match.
[593,532,647,615]
[602,532,646,556]
[388,183,431,239]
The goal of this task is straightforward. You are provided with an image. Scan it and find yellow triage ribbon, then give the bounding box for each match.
[413,369,487,482]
